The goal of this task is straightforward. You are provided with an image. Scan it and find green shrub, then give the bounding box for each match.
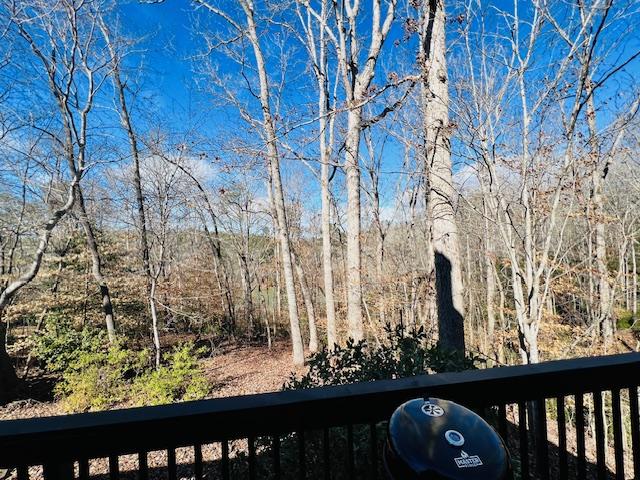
[32,320,105,373]
[34,320,210,412]
[132,343,210,406]
[285,324,480,390]
[55,345,149,412]
[617,310,639,330]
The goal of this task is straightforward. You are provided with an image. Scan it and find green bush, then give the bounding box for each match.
[33,321,210,412]
[617,310,639,330]
[55,345,150,412]
[285,324,480,390]
[132,344,210,406]
[32,320,106,373]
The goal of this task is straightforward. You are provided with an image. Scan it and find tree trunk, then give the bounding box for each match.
[149,278,161,368]
[344,108,364,342]
[421,0,465,352]
[633,240,637,318]
[0,321,17,404]
[74,185,116,342]
[238,251,253,337]
[483,200,496,343]
[319,78,337,350]
[242,2,304,364]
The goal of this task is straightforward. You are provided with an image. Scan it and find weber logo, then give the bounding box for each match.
[454,450,483,468]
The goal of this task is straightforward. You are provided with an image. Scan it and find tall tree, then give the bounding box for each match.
[297,0,338,348]
[419,0,465,351]
[194,0,305,364]
[0,0,108,393]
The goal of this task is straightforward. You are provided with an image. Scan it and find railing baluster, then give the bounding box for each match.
[593,391,606,480]
[109,455,119,480]
[138,451,148,480]
[43,462,74,480]
[556,396,568,480]
[370,423,378,480]
[221,440,230,480]
[630,386,640,479]
[323,428,330,480]
[248,435,256,480]
[498,403,508,441]
[167,448,177,480]
[78,459,90,480]
[16,465,28,480]
[518,401,529,480]
[194,444,203,480]
[576,393,587,480]
[298,430,306,480]
[273,434,281,480]
[347,424,354,479]
[534,399,549,480]
[611,389,624,480]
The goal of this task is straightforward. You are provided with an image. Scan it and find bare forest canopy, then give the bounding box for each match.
[0,0,640,401]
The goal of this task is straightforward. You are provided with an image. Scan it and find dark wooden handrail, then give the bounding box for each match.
[1,352,639,471]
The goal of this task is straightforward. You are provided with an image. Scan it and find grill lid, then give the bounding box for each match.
[383,397,513,480]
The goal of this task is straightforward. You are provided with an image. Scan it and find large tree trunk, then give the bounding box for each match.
[421,0,465,352]
[344,108,364,342]
[74,185,116,343]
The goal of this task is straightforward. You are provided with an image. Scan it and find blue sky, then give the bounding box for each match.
[2,0,639,223]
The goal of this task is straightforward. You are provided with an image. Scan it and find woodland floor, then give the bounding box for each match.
[0,341,303,421]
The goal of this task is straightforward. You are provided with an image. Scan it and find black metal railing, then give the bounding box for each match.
[0,352,639,479]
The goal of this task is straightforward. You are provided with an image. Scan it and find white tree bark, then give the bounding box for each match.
[420,0,465,351]
[242,0,305,364]
[298,0,338,347]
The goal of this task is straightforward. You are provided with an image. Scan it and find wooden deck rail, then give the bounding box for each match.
[1,352,639,479]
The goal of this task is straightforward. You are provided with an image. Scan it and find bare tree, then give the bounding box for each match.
[194,0,305,364]
[97,16,152,301]
[305,0,397,341]
[418,0,465,351]
[296,0,339,348]
[0,0,109,393]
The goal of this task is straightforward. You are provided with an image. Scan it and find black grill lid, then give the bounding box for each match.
[384,397,513,480]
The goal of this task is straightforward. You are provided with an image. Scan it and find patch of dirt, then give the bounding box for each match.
[203,341,305,398]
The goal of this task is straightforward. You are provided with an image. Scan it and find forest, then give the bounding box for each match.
[0,0,639,413]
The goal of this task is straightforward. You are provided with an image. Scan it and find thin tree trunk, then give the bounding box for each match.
[314,2,338,347]
[633,240,637,318]
[421,0,465,352]
[99,19,151,284]
[484,200,496,344]
[150,277,161,368]
[74,185,116,343]
[241,1,304,364]
[238,251,253,337]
